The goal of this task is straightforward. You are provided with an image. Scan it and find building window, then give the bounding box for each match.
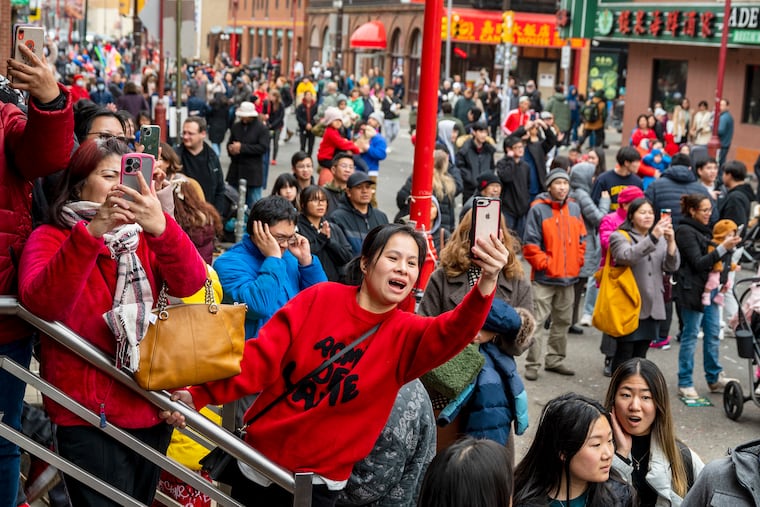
[651,59,687,112]
[744,65,760,125]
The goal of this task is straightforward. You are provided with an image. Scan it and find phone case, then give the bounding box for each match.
[12,25,44,66]
[470,197,501,256]
[140,125,160,159]
[120,153,155,198]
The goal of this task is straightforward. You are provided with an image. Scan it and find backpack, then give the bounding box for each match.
[582,102,599,123]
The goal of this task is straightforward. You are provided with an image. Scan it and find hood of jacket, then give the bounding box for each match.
[551,93,567,103]
[662,164,697,183]
[730,182,756,203]
[569,162,595,193]
[430,195,443,235]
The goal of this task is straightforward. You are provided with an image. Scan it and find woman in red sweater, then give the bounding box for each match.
[19,138,207,505]
[164,223,510,506]
[316,106,360,185]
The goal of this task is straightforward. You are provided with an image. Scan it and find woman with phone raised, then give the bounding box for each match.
[17,137,207,505]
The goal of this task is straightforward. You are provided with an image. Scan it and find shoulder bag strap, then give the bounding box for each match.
[239,323,381,431]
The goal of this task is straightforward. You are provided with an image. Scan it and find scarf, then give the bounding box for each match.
[60,201,154,372]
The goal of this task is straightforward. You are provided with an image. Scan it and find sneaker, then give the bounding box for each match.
[650,336,671,350]
[603,358,612,377]
[678,386,699,399]
[271,160,277,165]
[580,314,593,327]
[545,364,576,376]
[525,367,538,381]
[755,384,760,397]
[568,324,584,335]
[708,372,738,393]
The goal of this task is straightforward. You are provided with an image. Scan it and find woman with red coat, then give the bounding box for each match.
[18,138,207,505]
[315,106,360,184]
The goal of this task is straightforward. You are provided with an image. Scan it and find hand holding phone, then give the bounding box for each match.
[737,224,745,236]
[7,25,58,103]
[120,153,155,200]
[139,125,161,159]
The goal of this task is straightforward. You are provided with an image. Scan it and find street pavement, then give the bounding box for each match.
[249,110,760,464]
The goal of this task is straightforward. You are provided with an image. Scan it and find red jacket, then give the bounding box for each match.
[19,217,206,428]
[316,125,360,163]
[189,282,494,481]
[503,108,530,135]
[0,84,74,345]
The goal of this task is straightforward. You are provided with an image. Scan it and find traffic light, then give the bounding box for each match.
[501,10,514,44]
[452,14,461,38]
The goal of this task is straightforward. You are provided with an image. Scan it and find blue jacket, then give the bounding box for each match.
[213,234,327,337]
[465,342,528,445]
[718,111,734,148]
[359,133,387,176]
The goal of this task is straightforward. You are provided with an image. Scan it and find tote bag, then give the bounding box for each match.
[592,231,641,337]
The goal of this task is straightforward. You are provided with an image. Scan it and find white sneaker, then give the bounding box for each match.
[580,314,593,327]
[708,372,738,393]
[678,386,700,399]
[755,384,760,397]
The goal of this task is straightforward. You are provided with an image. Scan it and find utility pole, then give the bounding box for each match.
[707,0,732,161]
[444,0,452,81]
[333,1,343,71]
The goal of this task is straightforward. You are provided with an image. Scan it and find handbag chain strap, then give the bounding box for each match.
[156,279,216,320]
[238,323,381,433]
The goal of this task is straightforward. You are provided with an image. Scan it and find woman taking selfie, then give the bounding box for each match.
[18,138,207,505]
[164,223,510,507]
[607,198,679,372]
[605,358,704,507]
[513,393,635,507]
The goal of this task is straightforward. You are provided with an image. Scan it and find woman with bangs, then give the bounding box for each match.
[514,393,635,507]
[605,358,704,506]
[297,185,352,282]
[419,210,534,458]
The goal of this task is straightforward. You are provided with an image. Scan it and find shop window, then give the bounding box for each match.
[743,65,760,125]
[651,59,687,112]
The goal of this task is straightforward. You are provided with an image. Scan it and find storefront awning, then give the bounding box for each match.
[444,8,586,48]
[350,20,387,50]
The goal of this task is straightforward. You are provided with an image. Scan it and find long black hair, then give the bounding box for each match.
[343,223,427,286]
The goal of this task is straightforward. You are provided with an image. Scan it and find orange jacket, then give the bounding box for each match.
[522,193,587,286]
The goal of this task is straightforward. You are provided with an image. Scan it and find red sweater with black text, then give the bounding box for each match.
[189,281,494,481]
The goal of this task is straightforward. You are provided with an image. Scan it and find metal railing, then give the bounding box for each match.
[0,296,313,507]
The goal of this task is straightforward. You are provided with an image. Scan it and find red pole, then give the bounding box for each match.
[409,0,443,236]
[290,0,297,80]
[154,0,167,141]
[707,0,731,160]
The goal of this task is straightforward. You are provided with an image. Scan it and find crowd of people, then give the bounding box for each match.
[0,34,759,507]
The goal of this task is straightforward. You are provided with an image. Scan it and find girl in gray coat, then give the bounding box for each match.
[608,198,680,372]
[569,162,610,329]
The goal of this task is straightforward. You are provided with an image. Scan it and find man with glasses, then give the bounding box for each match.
[291,151,315,189]
[324,152,356,217]
[176,116,226,214]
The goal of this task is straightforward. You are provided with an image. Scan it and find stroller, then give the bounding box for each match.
[723,276,760,420]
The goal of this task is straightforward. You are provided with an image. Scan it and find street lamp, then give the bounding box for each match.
[333,0,343,70]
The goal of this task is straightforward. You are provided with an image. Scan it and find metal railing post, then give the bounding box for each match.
[235,178,248,243]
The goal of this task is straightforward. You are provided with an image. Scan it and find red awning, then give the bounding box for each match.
[350,20,387,50]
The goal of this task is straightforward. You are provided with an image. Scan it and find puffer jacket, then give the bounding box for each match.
[523,193,587,286]
[0,84,74,345]
[645,165,712,228]
[18,217,207,428]
[330,202,390,255]
[599,208,627,267]
[570,163,610,277]
[675,217,730,312]
[545,93,571,132]
[465,342,528,445]
[614,439,704,507]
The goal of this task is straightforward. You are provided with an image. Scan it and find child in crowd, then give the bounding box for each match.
[703,219,739,306]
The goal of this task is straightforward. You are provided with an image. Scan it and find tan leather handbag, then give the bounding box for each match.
[134,279,246,390]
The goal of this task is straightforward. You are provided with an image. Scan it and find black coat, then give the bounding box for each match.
[455,139,496,202]
[719,183,754,230]
[497,155,531,218]
[226,118,270,188]
[206,101,230,144]
[296,213,353,282]
[395,175,457,233]
[261,100,285,130]
[295,101,318,130]
[675,216,731,312]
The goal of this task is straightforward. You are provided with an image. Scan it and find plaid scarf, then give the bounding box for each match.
[60,202,154,372]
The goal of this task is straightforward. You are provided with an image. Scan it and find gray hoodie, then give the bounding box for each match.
[570,163,610,278]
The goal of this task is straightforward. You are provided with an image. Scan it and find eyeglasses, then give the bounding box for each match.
[336,163,354,170]
[90,132,129,144]
[698,207,713,213]
[273,234,299,247]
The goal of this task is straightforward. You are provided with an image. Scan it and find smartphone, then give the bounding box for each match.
[140,125,161,159]
[470,197,501,258]
[737,224,745,236]
[660,208,671,219]
[11,25,44,67]
[120,153,155,199]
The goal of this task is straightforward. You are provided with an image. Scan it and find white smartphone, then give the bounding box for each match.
[11,25,44,67]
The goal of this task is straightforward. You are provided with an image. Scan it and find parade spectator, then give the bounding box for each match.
[324,152,355,216]
[116,81,150,120]
[690,100,712,146]
[330,172,389,255]
[513,393,635,507]
[717,98,734,168]
[545,85,571,142]
[207,91,231,156]
[440,101,466,138]
[502,96,531,136]
[567,85,581,143]
[460,173,502,222]
[176,116,226,213]
[524,80,542,113]
[587,146,607,178]
[608,198,679,370]
[0,47,73,507]
[74,104,127,144]
[497,135,531,239]
[605,359,704,505]
[517,117,558,204]
[316,107,360,184]
[569,162,610,333]
[271,173,300,210]
[172,178,223,264]
[295,90,318,156]
[671,99,692,144]
[453,87,476,125]
[381,86,401,145]
[418,437,513,507]
[163,223,510,506]
[68,73,91,103]
[675,194,740,399]
[227,102,271,207]
[19,138,206,505]
[347,88,364,119]
[108,70,124,100]
[592,147,643,209]
[297,185,352,282]
[523,169,586,380]
[485,88,502,141]
[682,439,760,506]
[695,157,722,202]
[631,114,657,149]
[89,77,113,106]
[578,91,606,148]
[261,88,285,165]
[291,151,315,189]
[456,121,496,203]
[358,115,388,207]
[295,75,317,103]
[436,119,461,164]
[652,108,667,142]
[645,153,711,228]
[719,160,753,230]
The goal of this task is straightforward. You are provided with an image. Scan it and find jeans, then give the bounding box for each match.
[583,277,598,317]
[211,143,221,157]
[0,336,33,507]
[383,119,400,144]
[246,186,263,209]
[504,213,526,241]
[679,303,723,388]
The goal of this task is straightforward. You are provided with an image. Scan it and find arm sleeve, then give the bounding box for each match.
[417,269,447,317]
[297,256,328,290]
[578,192,607,228]
[215,252,291,322]
[591,177,603,205]
[366,136,388,161]
[143,215,207,297]
[522,207,549,271]
[676,228,723,272]
[514,390,529,435]
[609,232,656,266]
[396,177,412,213]
[324,224,354,265]
[239,127,270,156]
